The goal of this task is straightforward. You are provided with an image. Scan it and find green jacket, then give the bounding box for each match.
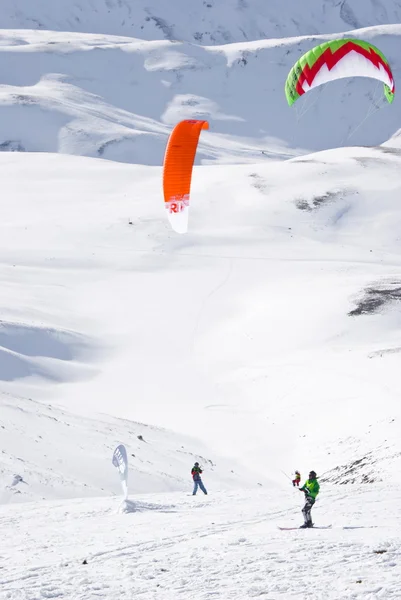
[300,479,320,499]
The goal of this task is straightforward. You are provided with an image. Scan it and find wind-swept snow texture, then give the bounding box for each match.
[1,489,401,599]
[0,2,400,161]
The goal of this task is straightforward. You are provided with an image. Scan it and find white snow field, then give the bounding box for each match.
[1,145,401,497]
[1,1,401,598]
[1,487,401,600]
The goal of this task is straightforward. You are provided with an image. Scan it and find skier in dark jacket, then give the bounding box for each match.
[299,470,320,528]
[191,462,207,495]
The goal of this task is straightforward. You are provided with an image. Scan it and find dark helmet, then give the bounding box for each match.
[194,462,199,466]
[309,470,317,479]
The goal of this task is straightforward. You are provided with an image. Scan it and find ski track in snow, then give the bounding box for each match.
[1,489,401,599]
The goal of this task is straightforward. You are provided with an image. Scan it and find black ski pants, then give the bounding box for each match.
[302,496,315,525]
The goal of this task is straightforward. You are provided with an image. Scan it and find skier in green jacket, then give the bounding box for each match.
[299,470,320,528]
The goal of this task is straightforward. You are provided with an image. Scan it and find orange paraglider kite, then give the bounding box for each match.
[163,119,209,233]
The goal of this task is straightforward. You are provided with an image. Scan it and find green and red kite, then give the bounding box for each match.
[285,39,395,106]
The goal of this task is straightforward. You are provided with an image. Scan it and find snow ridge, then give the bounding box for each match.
[0,3,400,162]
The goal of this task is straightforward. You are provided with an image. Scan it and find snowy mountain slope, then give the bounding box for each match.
[2,487,401,599]
[0,0,400,507]
[0,145,400,502]
[2,0,401,43]
[0,25,399,163]
[0,392,258,504]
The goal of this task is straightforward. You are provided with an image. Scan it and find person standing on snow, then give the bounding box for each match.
[191,462,208,495]
[292,470,301,487]
[299,470,320,528]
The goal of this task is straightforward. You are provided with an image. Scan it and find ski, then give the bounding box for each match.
[278,525,332,530]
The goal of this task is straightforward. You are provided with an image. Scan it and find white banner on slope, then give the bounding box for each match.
[112,444,129,500]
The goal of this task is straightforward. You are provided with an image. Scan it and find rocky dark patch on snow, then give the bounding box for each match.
[321,454,378,484]
[249,172,269,194]
[348,282,401,316]
[0,140,25,151]
[295,190,340,211]
[376,146,401,156]
[353,156,393,168]
[368,346,401,358]
[144,12,174,40]
[11,94,37,105]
